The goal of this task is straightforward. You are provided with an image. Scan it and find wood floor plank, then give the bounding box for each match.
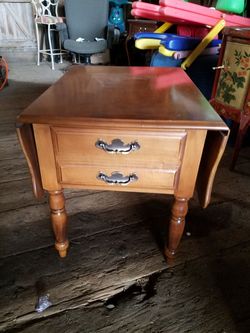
[0,157,30,183]
[0,135,23,160]
[0,81,51,112]
[0,191,167,257]
[0,197,250,331]
[0,178,96,213]
[0,217,167,330]
[1,241,249,333]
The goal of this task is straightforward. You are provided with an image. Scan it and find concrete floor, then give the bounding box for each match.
[0,61,250,333]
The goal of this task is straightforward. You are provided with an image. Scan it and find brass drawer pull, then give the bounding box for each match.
[97,171,138,185]
[95,138,140,154]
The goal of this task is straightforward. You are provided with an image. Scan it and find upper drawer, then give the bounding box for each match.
[52,127,186,168]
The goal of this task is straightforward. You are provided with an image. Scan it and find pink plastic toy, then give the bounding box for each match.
[177,25,213,39]
[132,0,250,27]
[132,3,164,21]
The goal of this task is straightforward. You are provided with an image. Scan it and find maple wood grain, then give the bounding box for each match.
[17,66,229,258]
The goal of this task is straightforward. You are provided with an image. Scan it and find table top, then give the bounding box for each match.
[18,66,228,130]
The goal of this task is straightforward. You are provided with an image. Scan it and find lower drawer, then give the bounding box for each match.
[58,164,179,192]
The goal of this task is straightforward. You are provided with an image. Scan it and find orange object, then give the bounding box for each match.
[0,57,8,91]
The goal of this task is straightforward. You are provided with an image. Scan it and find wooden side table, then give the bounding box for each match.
[16,66,229,259]
[210,27,250,170]
[125,19,157,65]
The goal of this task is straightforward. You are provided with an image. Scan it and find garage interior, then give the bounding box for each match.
[0,1,250,332]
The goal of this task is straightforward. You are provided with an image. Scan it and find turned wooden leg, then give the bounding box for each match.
[165,197,188,259]
[49,190,69,258]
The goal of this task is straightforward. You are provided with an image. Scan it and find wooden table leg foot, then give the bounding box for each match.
[55,240,69,258]
[164,247,176,259]
[49,190,69,258]
[165,197,188,259]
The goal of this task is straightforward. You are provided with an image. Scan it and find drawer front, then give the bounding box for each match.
[52,128,186,168]
[59,164,179,192]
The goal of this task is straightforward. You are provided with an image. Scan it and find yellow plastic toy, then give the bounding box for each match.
[181,19,226,70]
[135,22,173,50]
